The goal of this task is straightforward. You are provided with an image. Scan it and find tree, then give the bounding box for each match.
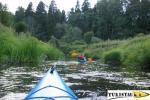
[49,0,57,14]
[60,10,66,23]
[75,0,81,13]
[47,0,58,39]
[94,0,126,39]
[82,0,90,12]
[139,0,150,34]
[53,23,66,39]
[62,26,82,42]
[35,1,48,41]
[81,0,92,32]
[68,0,91,33]
[25,2,35,34]
[84,31,94,44]
[15,21,27,33]
[0,3,14,26]
[15,7,25,22]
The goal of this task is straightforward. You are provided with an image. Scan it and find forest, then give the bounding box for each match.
[1,0,150,41]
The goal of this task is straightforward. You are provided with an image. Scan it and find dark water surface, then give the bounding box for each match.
[0,61,150,100]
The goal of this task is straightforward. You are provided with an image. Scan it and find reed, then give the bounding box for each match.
[0,24,64,66]
[103,35,150,71]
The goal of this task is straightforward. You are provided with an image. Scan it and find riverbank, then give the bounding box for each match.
[0,24,64,66]
[62,34,150,72]
[103,35,150,71]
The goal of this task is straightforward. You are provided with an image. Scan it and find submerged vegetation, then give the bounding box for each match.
[0,24,64,66]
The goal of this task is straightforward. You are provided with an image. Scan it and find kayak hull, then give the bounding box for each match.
[25,67,77,100]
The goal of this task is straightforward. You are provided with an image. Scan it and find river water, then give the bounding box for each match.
[0,61,150,100]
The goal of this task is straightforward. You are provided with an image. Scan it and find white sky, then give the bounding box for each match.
[0,0,97,14]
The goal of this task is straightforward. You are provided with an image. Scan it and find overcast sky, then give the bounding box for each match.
[1,0,97,14]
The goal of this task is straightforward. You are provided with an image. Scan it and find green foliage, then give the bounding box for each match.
[62,26,82,42]
[91,37,101,43]
[2,0,150,42]
[0,24,64,65]
[104,50,121,66]
[75,0,81,12]
[84,31,94,44]
[139,45,150,71]
[54,23,66,39]
[71,40,86,45]
[15,7,25,22]
[15,21,27,33]
[83,40,123,60]
[82,0,90,12]
[0,3,14,26]
[84,50,101,60]
[46,47,64,60]
[49,35,59,47]
[59,41,86,57]
[25,2,35,34]
[136,33,145,37]
[96,35,150,71]
[35,1,48,41]
[121,36,150,70]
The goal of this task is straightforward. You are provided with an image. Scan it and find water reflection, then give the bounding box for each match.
[0,61,150,100]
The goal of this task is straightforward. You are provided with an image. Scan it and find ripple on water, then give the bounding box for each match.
[0,61,150,100]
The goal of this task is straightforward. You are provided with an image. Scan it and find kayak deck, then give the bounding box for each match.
[25,66,78,100]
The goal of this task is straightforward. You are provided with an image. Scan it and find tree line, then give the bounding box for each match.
[0,0,150,42]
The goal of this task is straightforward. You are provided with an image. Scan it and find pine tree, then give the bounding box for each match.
[82,0,90,12]
[61,10,66,23]
[35,1,48,41]
[48,0,63,39]
[25,2,35,34]
[15,7,25,22]
[81,0,92,32]
[49,0,57,14]
[75,0,81,13]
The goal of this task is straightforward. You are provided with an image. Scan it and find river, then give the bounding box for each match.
[0,61,150,100]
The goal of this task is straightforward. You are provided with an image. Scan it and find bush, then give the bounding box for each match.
[121,36,150,71]
[15,21,27,33]
[104,50,121,66]
[139,49,150,71]
[84,31,94,44]
[72,40,85,45]
[91,37,101,43]
[84,49,102,60]
[133,39,150,70]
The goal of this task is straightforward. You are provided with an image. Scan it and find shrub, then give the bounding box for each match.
[136,40,150,71]
[84,31,94,44]
[104,50,121,66]
[15,21,27,33]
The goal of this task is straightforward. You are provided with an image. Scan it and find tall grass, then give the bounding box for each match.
[103,35,150,71]
[0,24,64,66]
[83,39,124,60]
[121,36,150,71]
[74,33,150,71]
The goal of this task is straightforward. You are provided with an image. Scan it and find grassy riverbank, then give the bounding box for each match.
[0,24,64,66]
[104,35,150,71]
[63,34,150,71]
[84,35,150,71]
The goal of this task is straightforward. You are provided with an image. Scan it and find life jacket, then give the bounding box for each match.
[79,55,85,60]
